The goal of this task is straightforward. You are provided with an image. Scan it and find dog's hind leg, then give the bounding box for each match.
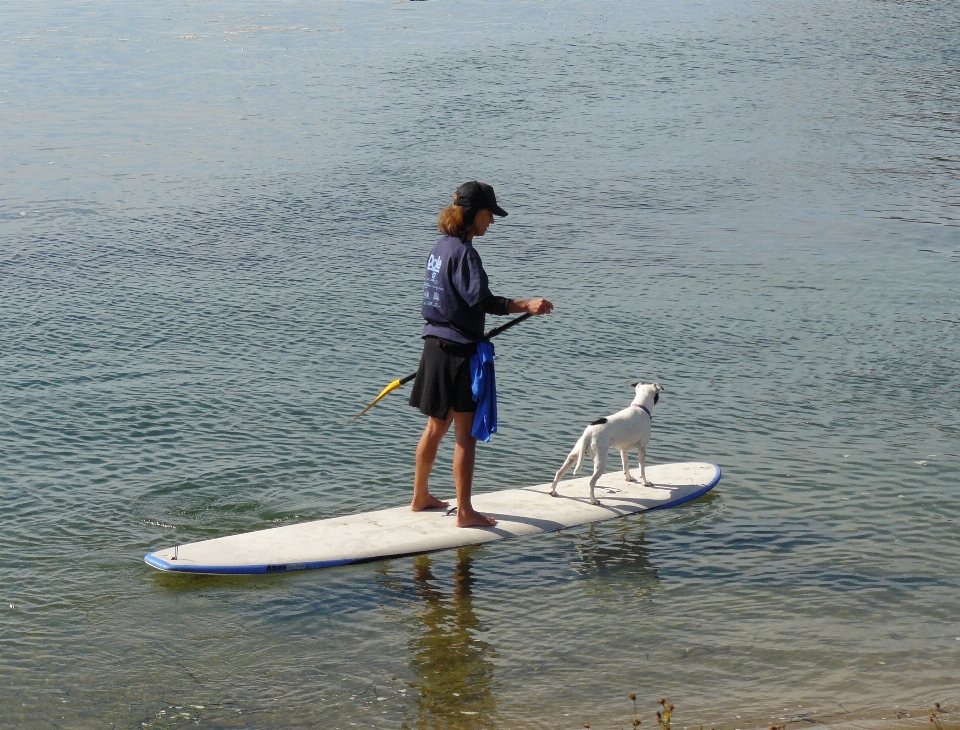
[620,449,635,482]
[551,436,585,496]
[637,443,652,487]
[588,448,607,505]
[550,451,579,497]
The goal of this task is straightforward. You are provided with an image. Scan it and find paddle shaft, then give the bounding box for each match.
[350,312,534,422]
[396,312,533,386]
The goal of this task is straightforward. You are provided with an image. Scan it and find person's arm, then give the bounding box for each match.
[466,250,554,316]
[478,296,554,316]
[507,298,553,315]
[478,295,511,316]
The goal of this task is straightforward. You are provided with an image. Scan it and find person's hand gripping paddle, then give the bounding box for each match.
[350,313,533,423]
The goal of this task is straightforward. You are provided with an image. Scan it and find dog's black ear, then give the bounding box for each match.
[654,393,659,405]
[630,381,640,387]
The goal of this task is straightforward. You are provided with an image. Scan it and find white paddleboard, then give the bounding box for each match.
[144,462,720,575]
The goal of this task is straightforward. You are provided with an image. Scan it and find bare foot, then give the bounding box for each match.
[411,494,449,511]
[456,509,496,528]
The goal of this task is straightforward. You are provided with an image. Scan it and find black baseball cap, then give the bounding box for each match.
[453,181,508,220]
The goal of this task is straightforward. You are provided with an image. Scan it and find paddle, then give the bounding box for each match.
[350,312,534,423]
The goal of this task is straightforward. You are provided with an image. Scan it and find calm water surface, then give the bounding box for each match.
[2,0,959,728]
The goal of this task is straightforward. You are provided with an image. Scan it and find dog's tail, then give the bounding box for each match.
[571,432,589,475]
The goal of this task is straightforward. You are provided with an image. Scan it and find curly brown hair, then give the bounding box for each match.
[437,204,468,238]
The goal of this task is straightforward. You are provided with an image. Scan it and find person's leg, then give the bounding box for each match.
[452,411,496,527]
[412,412,453,511]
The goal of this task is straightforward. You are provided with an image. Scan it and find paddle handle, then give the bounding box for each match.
[484,311,533,340]
[397,313,533,384]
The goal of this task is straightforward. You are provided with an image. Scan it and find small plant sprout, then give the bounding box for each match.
[928,701,946,730]
[656,698,674,730]
[630,694,641,727]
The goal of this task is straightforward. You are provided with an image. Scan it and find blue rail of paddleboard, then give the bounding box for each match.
[645,464,721,511]
[144,553,361,574]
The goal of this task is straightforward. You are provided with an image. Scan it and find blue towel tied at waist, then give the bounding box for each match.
[470,341,497,442]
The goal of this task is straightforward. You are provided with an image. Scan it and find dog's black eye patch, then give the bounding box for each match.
[590,417,608,425]
[654,393,659,405]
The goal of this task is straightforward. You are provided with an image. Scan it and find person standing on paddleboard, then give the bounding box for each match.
[410,181,553,528]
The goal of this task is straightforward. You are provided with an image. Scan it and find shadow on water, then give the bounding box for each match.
[148,569,288,592]
[568,519,660,597]
[398,548,499,730]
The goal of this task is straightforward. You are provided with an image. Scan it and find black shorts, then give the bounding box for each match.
[408,336,478,418]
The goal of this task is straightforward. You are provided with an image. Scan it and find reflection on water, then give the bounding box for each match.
[382,527,658,729]
[402,549,498,730]
[571,520,658,593]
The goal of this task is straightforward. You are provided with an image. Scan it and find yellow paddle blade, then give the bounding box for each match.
[350,379,403,423]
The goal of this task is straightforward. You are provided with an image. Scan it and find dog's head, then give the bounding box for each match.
[630,381,664,406]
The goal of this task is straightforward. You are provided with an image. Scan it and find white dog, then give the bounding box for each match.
[550,382,664,505]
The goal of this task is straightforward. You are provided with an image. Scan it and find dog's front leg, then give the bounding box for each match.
[620,450,635,482]
[637,444,652,487]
